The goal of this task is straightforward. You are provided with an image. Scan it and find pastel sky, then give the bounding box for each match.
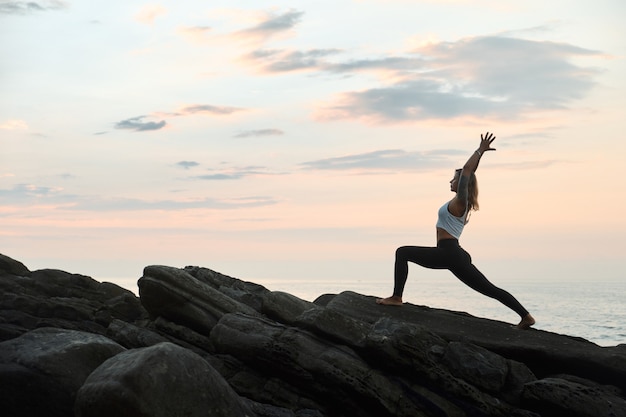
[1,0,625,295]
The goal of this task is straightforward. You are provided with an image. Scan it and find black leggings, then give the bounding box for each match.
[394,239,529,318]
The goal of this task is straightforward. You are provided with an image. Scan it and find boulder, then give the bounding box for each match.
[0,327,125,417]
[74,342,253,417]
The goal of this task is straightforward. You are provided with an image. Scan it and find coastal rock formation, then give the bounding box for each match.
[1,253,625,417]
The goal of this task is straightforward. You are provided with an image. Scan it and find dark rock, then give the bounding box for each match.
[362,318,535,417]
[295,305,371,348]
[261,290,319,325]
[0,256,147,341]
[324,290,626,391]
[74,342,253,417]
[211,312,473,417]
[521,377,626,417]
[147,316,216,356]
[363,316,448,373]
[207,353,326,412]
[548,373,622,396]
[184,265,270,311]
[0,327,125,417]
[0,253,30,276]
[138,265,260,334]
[312,293,336,307]
[105,318,169,349]
[503,359,537,405]
[1,256,625,417]
[442,341,509,393]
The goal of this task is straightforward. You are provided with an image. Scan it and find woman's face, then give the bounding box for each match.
[450,171,461,192]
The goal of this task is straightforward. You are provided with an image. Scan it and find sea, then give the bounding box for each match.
[251,276,626,348]
[110,274,626,347]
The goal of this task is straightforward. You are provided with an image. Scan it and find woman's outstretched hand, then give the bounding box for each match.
[479,132,496,153]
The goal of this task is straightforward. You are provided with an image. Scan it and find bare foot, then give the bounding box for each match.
[516,313,536,330]
[376,296,403,306]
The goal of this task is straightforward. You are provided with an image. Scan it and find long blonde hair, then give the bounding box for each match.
[456,169,479,212]
[468,172,479,211]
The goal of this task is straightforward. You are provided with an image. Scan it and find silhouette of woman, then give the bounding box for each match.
[376,132,535,329]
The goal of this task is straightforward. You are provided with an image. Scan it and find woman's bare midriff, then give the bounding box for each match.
[436,227,457,242]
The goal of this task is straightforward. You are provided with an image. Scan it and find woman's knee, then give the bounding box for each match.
[395,246,412,261]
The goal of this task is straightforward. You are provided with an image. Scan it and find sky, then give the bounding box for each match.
[1,0,625,297]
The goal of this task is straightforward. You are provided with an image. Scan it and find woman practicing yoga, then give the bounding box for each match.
[376,132,536,330]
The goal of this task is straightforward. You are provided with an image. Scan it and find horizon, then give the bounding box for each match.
[2,1,625,296]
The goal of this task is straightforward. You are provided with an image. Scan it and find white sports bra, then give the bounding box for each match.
[435,201,468,239]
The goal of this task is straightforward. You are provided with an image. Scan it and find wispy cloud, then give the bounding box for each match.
[233,128,284,138]
[172,104,246,116]
[324,56,426,75]
[243,48,343,73]
[193,166,283,180]
[154,104,246,117]
[497,23,561,38]
[193,173,245,180]
[236,9,304,41]
[0,184,277,211]
[0,0,67,14]
[114,116,167,132]
[176,161,200,170]
[236,22,603,122]
[299,148,565,173]
[0,183,65,200]
[114,104,246,133]
[314,35,603,122]
[300,149,465,172]
[244,49,424,76]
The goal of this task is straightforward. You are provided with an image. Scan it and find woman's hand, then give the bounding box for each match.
[479,132,496,153]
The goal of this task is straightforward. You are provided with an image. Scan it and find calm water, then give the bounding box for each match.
[254,276,626,347]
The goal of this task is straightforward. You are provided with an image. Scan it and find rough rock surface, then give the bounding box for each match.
[0,327,125,417]
[75,342,253,417]
[1,253,625,417]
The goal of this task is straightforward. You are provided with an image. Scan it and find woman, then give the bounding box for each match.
[376,132,536,330]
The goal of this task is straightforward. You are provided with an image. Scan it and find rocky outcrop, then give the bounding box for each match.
[1,253,625,417]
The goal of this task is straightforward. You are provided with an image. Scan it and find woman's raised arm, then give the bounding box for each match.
[462,132,496,176]
[452,132,496,212]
